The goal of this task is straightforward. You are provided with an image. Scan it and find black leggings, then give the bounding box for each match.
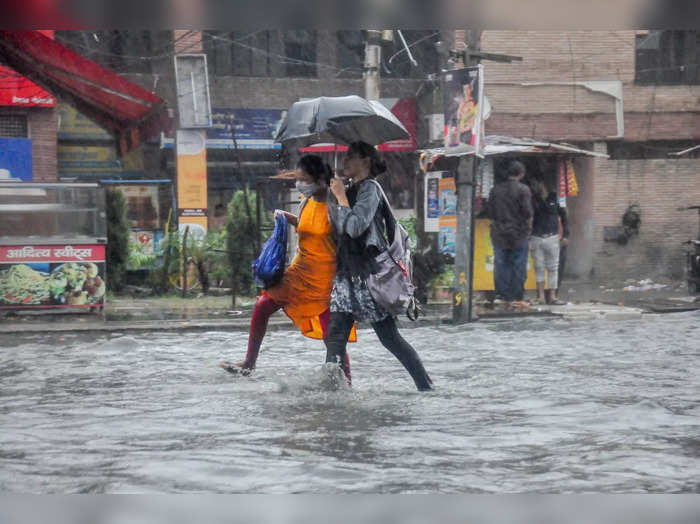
[324,312,433,391]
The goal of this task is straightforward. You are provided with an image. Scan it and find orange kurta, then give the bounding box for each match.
[265,198,356,341]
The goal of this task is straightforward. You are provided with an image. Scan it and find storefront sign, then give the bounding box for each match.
[0,244,106,309]
[57,145,144,179]
[0,138,32,181]
[442,65,484,152]
[176,129,208,236]
[0,31,56,107]
[0,244,105,263]
[207,108,285,149]
[437,177,457,255]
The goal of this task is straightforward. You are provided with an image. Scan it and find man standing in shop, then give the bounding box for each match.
[487,160,533,309]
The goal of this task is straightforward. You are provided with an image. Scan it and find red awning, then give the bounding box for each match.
[0,30,171,152]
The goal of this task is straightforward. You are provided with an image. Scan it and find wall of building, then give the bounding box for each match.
[481,31,700,142]
[565,154,596,279]
[0,106,57,182]
[589,144,699,283]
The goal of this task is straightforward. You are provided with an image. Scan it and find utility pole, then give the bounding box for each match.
[451,30,480,324]
[449,30,521,323]
[363,30,383,101]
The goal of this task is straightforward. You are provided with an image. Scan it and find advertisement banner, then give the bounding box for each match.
[0,30,56,107]
[176,129,208,237]
[442,65,484,152]
[377,98,416,152]
[424,171,443,233]
[0,244,106,309]
[0,138,32,181]
[437,177,457,255]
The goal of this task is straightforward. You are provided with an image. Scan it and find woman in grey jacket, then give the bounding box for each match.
[326,141,433,391]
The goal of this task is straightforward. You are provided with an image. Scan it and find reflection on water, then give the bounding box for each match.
[0,312,698,493]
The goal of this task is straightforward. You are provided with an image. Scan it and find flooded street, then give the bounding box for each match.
[1,312,698,493]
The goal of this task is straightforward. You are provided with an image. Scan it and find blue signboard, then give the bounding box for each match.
[208,108,285,145]
[0,138,32,181]
[162,108,285,150]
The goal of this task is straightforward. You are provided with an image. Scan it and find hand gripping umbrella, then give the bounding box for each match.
[274,95,409,149]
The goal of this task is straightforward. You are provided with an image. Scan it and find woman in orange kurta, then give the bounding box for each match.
[220,155,355,380]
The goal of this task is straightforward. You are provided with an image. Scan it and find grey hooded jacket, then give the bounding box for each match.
[330,178,388,251]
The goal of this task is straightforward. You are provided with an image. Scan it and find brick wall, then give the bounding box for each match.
[590,145,700,283]
[481,31,700,142]
[28,107,57,181]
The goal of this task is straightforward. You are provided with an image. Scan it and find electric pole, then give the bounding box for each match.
[363,30,383,100]
[451,30,481,324]
[449,30,521,323]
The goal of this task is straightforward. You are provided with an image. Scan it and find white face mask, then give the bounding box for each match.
[296,180,319,197]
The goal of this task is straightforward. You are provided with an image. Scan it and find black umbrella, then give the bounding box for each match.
[275,95,409,148]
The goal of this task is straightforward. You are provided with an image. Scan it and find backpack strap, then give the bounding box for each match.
[367,179,398,243]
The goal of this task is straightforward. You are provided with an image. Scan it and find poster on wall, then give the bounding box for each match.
[0,138,32,182]
[424,171,443,233]
[437,177,457,256]
[442,65,484,152]
[0,244,106,309]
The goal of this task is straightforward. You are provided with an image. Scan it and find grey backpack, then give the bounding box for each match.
[366,180,419,321]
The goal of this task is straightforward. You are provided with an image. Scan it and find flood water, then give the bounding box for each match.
[1,312,698,493]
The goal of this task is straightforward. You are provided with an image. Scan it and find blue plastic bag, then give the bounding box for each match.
[252,213,288,288]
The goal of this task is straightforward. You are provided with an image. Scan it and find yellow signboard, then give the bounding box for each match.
[473,218,538,291]
[57,104,112,140]
[176,129,208,235]
[57,145,144,178]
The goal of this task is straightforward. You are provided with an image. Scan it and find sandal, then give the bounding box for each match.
[219,361,252,376]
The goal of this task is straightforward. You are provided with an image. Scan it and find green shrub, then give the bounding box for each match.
[105,189,129,292]
[225,190,268,305]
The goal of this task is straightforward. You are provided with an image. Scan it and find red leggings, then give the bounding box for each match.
[244,294,351,383]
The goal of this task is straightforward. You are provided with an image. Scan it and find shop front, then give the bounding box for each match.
[420,136,607,297]
[0,182,107,312]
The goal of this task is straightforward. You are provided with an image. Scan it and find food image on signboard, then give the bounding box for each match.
[0,264,51,304]
[48,262,105,305]
[0,262,105,307]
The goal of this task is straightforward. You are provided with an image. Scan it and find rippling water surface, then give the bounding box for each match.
[1,312,699,493]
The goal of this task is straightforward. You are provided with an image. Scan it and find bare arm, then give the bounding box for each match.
[275,209,298,227]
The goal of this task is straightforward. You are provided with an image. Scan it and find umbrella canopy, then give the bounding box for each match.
[275,95,409,148]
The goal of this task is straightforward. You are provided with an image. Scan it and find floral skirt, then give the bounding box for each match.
[330,274,389,324]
